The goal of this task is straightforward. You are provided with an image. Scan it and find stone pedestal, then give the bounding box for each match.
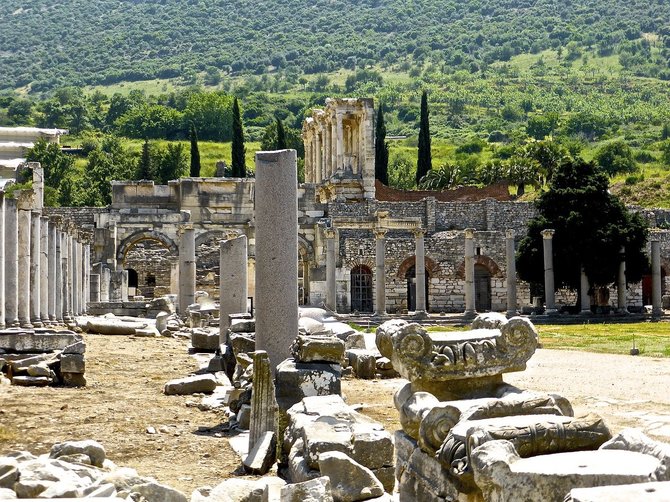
[505,230,517,317]
[325,228,337,312]
[254,150,299,369]
[4,197,18,327]
[219,235,248,344]
[178,224,196,316]
[651,237,662,317]
[542,229,558,315]
[617,246,628,314]
[414,229,426,315]
[464,228,476,318]
[374,228,387,317]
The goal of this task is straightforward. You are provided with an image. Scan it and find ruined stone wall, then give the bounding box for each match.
[123,241,175,299]
[43,207,103,230]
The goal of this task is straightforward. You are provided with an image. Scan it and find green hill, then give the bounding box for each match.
[1,0,670,92]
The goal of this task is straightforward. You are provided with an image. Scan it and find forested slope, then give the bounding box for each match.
[1,0,669,91]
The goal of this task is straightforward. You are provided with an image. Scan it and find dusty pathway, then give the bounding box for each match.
[1,336,669,495]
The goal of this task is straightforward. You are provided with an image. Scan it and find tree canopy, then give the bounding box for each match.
[517,159,649,299]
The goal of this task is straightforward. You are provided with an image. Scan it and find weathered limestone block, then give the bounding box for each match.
[0,487,16,499]
[280,476,334,502]
[376,316,538,400]
[346,349,377,379]
[0,330,82,353]
[50,440,106,468]
[207,476,286,502]
[275,359,341,411]
[230,332,256,357]
[568,481,670,502]
[243,431,277,475]
[191,328,219,351]
[27,362,51,377]
[131,480,188,502]
[230,317,255,333]
[318,451,384,502]
[163,374,218,395]
[12,376,51,386]
[471,439,667,502]
[62,373,86,387]
[291,335,345,364]
[470,312,508,329]
[60,354,85,374]
[83,318,148,336]
[600,428,670,480]
[249,351,278,455]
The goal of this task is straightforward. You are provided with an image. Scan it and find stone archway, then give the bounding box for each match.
[118,231,178,299]
[117,230,178,263]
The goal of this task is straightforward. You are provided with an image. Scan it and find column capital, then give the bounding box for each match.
[49,215,64,227]
[324,228,337,240]
[373,228,388,239]
[412,228,425,239]
[506,229,515,239]
[16,189,35,210]
[177,223,195,236]
[464,228,476,239]
[541,229,555,239]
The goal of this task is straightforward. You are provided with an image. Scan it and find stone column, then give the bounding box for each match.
[315,131,322,184]
[178,224,196,316]
[219,235,248,344]
[248,350,277,451]
[579,267,591,315]
[505,230,517,317]
[0,191,4,329]
[71,235,79,317]
[542,229,558,315]
[90,274,101,303]
[84,242,91,313]
[55,228,63,322]
[40,216,49,324]
[325,228,337,312]
[330,120,337,177]
[48,217,58,322]
[336,112,344,171]
[17,193,33,328]
[30,211,42,326]
[617,246,628,314]
[254,150,298,369]
[414,229,427,316]
[63,232,73,323]
[4,197,18,327]
[464,228,476,318]
[374,228,387,317]
[651,237,662,317]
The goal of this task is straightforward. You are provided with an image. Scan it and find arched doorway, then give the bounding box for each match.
[405,265,429,311]
[122,239,177,299]
[474,264,492,311]
[351,265,373,313]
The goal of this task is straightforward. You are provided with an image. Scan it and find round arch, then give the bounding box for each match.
[195,229,242,247]
[396,255,440,279]
[455,255,502,279]
[117,230,178,263]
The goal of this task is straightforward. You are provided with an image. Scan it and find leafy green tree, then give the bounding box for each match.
[7,99,33,124]
[416,90,432,185]
[189,123,201,177]
[26,138,74,192]
[260,120,304,159]
[389,152,415,190]
[137,138,152,180]
[526,113,560,140]
[183,91,234,141]
[155,143,188,184]
[517,159,648,305]
[419,163,463,190]
[375,103,389,185]
[276,117,287,150]
[660,140,670,166]
[507,156,541,196]
[231,97,246,177]
[594,140,637,176]
[116,104,183,139]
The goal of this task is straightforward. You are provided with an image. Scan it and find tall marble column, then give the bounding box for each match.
[464,228,476,318]
[40,216,49,324]
[255,150,298,369]
[414,229,427,316]
[505,230,517,317]
[0,191,5,329]
[315,131,322,184]
[178,224,196,315]
[651,237,662,317]
[579,267,591,315]
[617,246,628,314]
[219,235,248,344]
[17,192,33,328]
[55,228,64,322]
[336,112,344,171]
[71,234,79,317]
[84,241,91,314]
[30,210,42,326]
[4,197,18,327]
[48,217,58,322]
[542,229,558,315]
[330,119,337,177]
[325,228,337,312]
[63,232,73,323]
[374,228,387,317]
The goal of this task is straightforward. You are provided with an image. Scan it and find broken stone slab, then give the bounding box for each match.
[0,458,19,488]
[230,316,255,333]
[291,335,345,364]
[11,376,51,386]
[83,318,148,336]
[163,374,218,395]
[0,487,15,499]
[0,330,82,353]
[206,476,286,502]
[318,451,384,502]
[243,431,277,475]
[156,312,170,333]
[60,354,85,374]
[131,480,188,502]
[568,481,670,501]
[27,362,52,377]
[230,332,256,357]
[237,404,251,429]
[50,440,106,468]
[275,359,341,411]
[298,317,333,337]
[134,326,161,338]
[192,329,220,351]
[62,340,86,355]
[62,373,86,387]
[471,439,666,502]
[346,349,377,379]
[280,476,334,502]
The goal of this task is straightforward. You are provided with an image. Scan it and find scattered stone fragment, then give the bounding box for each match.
[131,480,188,502]
[11,376,50,386]
[163,374,218,395]
[60,353,86,374]
[50,440,106,467]
[291,335,345,363]
[280,476,334,502]
[318,451,384,502]
[0,458,19,488]
[243,431,277,475]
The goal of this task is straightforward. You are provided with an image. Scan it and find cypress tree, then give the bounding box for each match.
[138,138,151,180]
[375,103,389,185]
[276,117,287,150]
[189,122,201,177]
[231,97,246,177]
[416,90,432,185]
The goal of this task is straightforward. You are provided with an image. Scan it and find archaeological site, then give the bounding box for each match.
[1,99,670,502]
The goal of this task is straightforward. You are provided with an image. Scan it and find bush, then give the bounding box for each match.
[455,137,486,154]
[594,140,638,176]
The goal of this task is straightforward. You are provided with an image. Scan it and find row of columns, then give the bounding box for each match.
[0,189,91,329]
[323,226,663,317]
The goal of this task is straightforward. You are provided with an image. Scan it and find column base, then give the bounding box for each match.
[544,309,559,316]
[506,310,519,318]
[463,309,477,319]
[579,309,592,316]
[412,310,427,319]
[616,308,630,315]
[19,321,34,329]
[31,319,44,328]
[373,311,387,319]
[652,308,664,318]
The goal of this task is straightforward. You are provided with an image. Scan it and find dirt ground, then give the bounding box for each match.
[2,334,670,496]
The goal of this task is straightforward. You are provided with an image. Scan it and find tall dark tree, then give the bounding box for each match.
[517,159,648,306]
[375,103,389,185]
[231,97,246,177]
[276,117,287,150]
[189,122,201,177]
[416,90,432,185]
[138,138,152,180]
